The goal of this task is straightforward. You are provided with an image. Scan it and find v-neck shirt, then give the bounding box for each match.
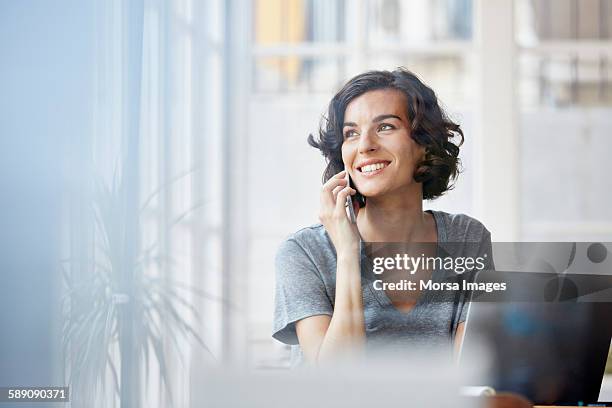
[272,210,494,365]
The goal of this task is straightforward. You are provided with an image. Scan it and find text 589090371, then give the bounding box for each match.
[0,387,69,402]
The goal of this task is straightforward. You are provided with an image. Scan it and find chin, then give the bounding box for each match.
[357,189,387,199]
[357,183,415,200]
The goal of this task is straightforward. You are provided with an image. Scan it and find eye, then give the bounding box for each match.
[378,123,395,132]
[344,129,359,139]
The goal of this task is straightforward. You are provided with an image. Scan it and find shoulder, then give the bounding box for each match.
[275,224,337,284]
[432,210,495,271]
[276,223,334,264]
[287,223,330,246]
[432,210,491,242]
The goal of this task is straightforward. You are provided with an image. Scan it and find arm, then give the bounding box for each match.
[454,321,466,357]
[296,170,365,363]
[296,251,365,362]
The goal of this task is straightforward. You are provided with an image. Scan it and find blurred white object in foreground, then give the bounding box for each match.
[198,352,487,408]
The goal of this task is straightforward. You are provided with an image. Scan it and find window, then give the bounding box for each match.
[516,0,612,240]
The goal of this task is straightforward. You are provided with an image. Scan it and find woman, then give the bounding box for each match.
[272,68,494,365]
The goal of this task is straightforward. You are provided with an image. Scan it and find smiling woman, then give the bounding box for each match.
[272,68,494,366]
[310,68,464,206]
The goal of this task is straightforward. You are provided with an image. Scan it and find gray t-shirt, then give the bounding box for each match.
[272,210,494,364]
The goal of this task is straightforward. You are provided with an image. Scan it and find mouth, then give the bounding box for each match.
[356,161,391,177]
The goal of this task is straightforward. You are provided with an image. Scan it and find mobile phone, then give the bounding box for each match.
[345,170,357,223]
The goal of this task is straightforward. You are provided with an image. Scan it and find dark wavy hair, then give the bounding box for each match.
[307,67,464,204]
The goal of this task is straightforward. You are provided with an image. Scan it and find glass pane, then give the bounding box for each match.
[520,110,612,223]
[516,0,612,43]
[577,56,612,105]
[518,54,612,108]
[253,0,347,45]
[253,56,344,93]
[367,0,473,45]
[360,54,474,107]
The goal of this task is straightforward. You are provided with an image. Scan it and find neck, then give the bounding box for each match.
[357,186,431,243]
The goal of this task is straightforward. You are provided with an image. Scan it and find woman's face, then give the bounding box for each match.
[341,88,425,200]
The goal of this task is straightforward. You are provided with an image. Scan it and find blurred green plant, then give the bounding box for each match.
[61,168,215,407]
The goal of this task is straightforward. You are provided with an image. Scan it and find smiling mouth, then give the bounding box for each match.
[357,161,391,175]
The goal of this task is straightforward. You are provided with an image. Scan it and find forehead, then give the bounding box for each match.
[344,88,407,122]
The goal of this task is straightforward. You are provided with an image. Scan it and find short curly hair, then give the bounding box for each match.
[307,67,464,204]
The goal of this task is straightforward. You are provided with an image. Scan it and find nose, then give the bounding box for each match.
[357,128,378,154]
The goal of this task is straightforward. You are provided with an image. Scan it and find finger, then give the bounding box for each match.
[321,177,348,208]
[325,169,346,186]
[332,169,347,179]
[331,185,344,201]
[322,174,347,193]
[335,186,356,214]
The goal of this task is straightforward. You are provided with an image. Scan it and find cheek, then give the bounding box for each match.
[394,144,424,175]
[403,140,425,162]
[396,142,418,162]
[341,144,354,164]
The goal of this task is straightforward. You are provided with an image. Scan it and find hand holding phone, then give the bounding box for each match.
[319,169,361,254]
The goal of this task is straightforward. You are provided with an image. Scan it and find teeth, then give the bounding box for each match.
[361,162,388,173]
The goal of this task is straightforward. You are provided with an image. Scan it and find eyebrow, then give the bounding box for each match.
[342,114,402,128]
